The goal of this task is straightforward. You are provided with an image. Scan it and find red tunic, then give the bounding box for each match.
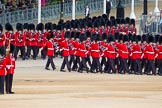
[145,45,155,60]
[120,43,129,59]
[61,40,70,57]
[91,42,100,58]
[6,56,15,74]
[45,41,55,56]
[79,43,87,58]
[37,32,46,47]
[157,45,162,59]
[28,32,38,46]
[132,44,142,59]
[106,44,116,59]
[15,32,26,46]
[73,41,80,56]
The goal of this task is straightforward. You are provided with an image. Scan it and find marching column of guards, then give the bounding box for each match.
[1,14,162,76]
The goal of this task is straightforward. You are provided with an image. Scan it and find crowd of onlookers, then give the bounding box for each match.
[0,0,36,14]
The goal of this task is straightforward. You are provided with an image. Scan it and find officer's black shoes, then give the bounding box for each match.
[45,67,50,70]
[68,69,71,72]
[6,92,14,94]
[60,69,66,72]
[52,67,56,70]
[78,70,83,73]
[72,69,77,71]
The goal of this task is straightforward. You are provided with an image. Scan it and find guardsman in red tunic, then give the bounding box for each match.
[24,23,30,59]
[141,34,148,74]
[105,35,116,73]
[36,23,46,59]
[14,23,26,60]
[118,34,130,74]
[0,24,6,56]
[42,32,56,70]
[90,34,102,73]
[157,36,162,75]
[26,24,37,60]
[145,35,156,75]
[132,35,142,75]
[69,31,75,69]
[100,33,107,70]
[72,32,80,71]
[5,51,15,94]
[78,33,89,73]
[60,30,71,72]
[85,31,92,67]
[0,51,6,95]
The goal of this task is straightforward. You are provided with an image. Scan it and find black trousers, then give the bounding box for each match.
[101,56,107,69]
[14,46,25,60]
[45,56,55,69]
[118,58,129,73]
[86,55,91,67]
[69,55,75,68]
[90,58,102,72]
[26,46,37,59]
[0,76,5,94]
[61,56,71,71]
[5,74,13,93]
[134,59,142,74]
[36,46,46,59]
[78,57,89,71]
[107,58,116,73]
[72,56,80,70]
[146,60,156,75]
[10,44,16,54]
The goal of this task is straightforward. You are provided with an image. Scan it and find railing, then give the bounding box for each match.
[139,13,161,35]
[0,0,140,26]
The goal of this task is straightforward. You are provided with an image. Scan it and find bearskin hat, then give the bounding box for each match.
[93,20,99,28]
[118,33,123,41]
[87,21,92,28]
[121,19,125,24]
[106,20,112,27]
[110,16,115,21]
[28,23,35,31]
[102,14,108,19]
[47,31,54,40]
[107,34,115,42]
[125,17,130,24]
[86,31,91,38]
[80,22,86,29]
[71,31,75,39]
[111,19,117,26]
[148,34,154,43]
[114,32,119,40]
[47,22,53,30]
[91,33,97,41]
[79,33,87,42]
[142,34,148,42]
[16,23,23,31]
[123,34,129,42]
[130,19,135,26]
[131,34,136,42]
[136,35,142,42]
[75,32,80,39]
[64,31,71,39]
[36,23,44,31]
[116,18,121,25]
[24,23,29,30]
[52,23,57,30]
[5,23,13,31]
[0,24,3,32]
[102,33,107,40]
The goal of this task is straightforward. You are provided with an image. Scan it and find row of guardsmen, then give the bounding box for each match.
[0,14,136,60]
